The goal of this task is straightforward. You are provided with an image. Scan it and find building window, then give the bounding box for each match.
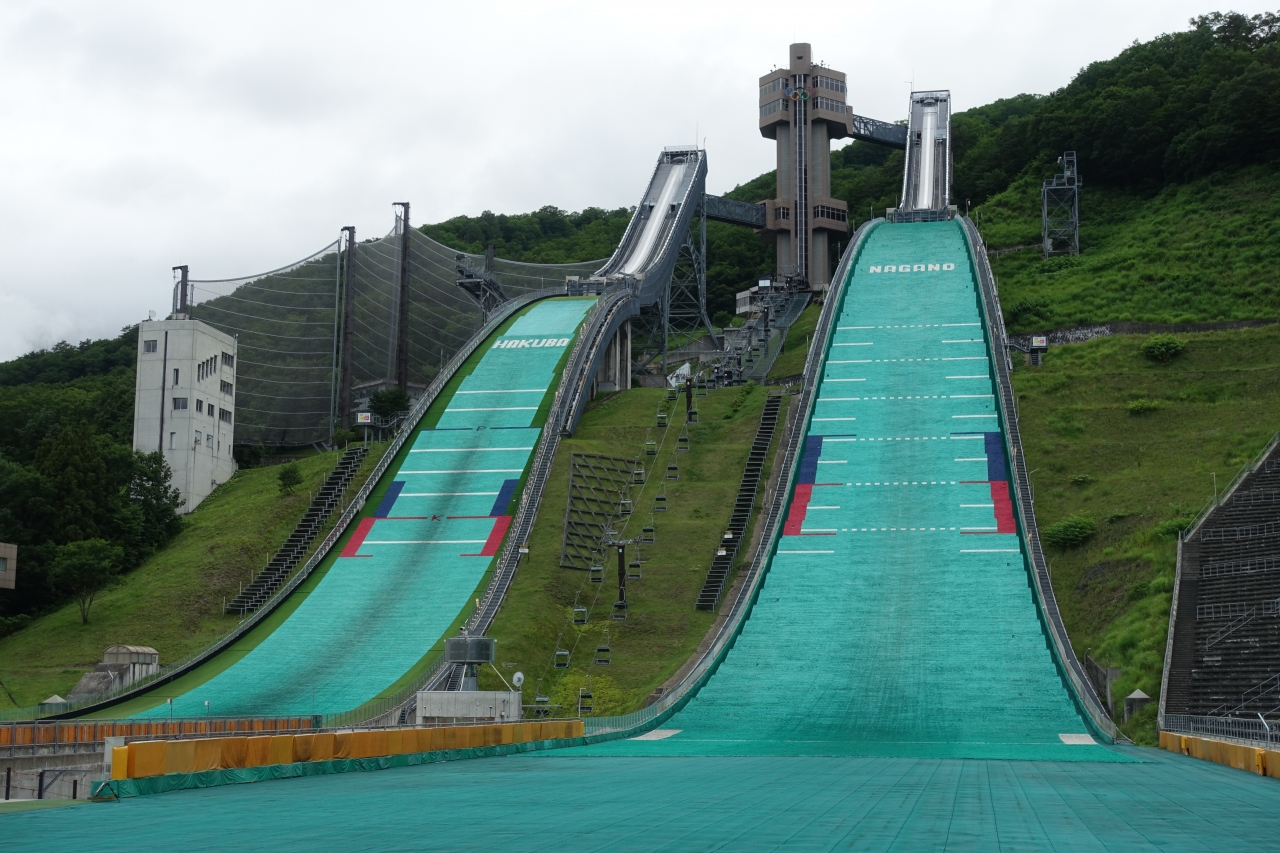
[194,432,202,446]
[219,408,232,424]
[143,339,157,354]
[774,206,790,222]
[813,204,848,223]
[814,75,846,94]
[208,400,215,416]
[759,98,786,118]
[759,77,786,98]
[172,368,180,386]
[169,432,176,450]
[221,380,233,396]
[221,352,234,368]
[172,397,188,410]
[196,400,204,414]
[207,433,214,449]
[814,96,846,114]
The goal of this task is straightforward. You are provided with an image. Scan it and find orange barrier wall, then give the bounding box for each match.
[118,720,585,779]
[1160,730,1280,778]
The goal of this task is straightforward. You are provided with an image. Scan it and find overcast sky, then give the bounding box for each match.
[0,0,1270,360]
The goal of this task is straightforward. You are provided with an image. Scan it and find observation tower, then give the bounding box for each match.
[757,43,852,291]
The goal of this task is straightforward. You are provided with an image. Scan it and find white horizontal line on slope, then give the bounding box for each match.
[951,394,994,398]
[834,342,873,347]
[827,360,872,364]
[942,339,984,343]
[941,323,981,327]
[817,460,847,464]
[953,414,997,419]
[947,376,988,380]
[400,469,524,474]
[960,504,995,508]
[778,550,835,554]
[955,458,987,462]
[807,506,841,510]
[838,326,874,330]
[453,389,545,394]
[824,378,866,382]
[961,548,1021,553]
[941,357,988,361]
[813,418,857,422]
[447,407,537,412]
[411,447,533,453]
[400,491,499,497]
[364,540,487,545]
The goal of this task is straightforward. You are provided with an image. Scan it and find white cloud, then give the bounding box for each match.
[0,0,1265,358]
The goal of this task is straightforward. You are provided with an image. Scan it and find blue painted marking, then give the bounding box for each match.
[374,481,406,518]
[490,479,519,516]
[984,432,1007,482]
[798,436,824,484]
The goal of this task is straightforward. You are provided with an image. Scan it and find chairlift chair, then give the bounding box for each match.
[677,432,689,451]
[653,492,667,512]
[533,695,552,717]
[572,605,588,625]
[666,388,678,402]
[666,463,679,481]
[645,439,657,456]
[554,649,570,668]
[641,525,655,544]
[578,687,593,715]
[627,560,642,580]
[688,409,699,424]
[595,644,611,665]
[656,411,668,427]
[612,600,628,620]
[589,565,604,583]
[619,498,633,516]
[631,466,645,485]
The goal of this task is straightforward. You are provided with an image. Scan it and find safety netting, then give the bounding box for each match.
[130,299,594,718]
[185,217,605,448]
[565,220,1126,762]
[188,242,342,447]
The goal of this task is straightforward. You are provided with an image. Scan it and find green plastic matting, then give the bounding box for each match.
[9,748,1280,851]
[131,298,592,718]
[567,221,1117,761]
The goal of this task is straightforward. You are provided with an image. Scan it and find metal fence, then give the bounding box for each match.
[1163,713,1280,750]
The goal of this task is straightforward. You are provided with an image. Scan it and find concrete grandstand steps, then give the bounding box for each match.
[1166,438,1280,720]
[695,394,782,611]
[225,446,368,615]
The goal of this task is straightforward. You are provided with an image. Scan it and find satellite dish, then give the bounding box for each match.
[512,671,524,688]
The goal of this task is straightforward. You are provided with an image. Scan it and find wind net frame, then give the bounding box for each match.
[187,241,342,448]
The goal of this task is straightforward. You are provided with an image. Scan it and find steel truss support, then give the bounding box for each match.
[1042,152,1081,257]
[631,197,716,375]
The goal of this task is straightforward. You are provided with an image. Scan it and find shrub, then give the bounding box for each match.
[1068,474,1095,485]
[277,462,303,495]
[1140,335,1184,363]
[369,388,412,419]
[1155,517,1194,538]
[332,428,358,447]
[1126,398,1160,415]
[1043,514,1097,548]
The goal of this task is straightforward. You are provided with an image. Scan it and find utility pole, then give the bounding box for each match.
[393,202,411,393]
[339,226,356,428]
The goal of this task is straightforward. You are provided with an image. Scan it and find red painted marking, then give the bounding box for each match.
[990,481,1017,534]
[342,518,376,558]
[784,484,814,536]
[480,516,513,557]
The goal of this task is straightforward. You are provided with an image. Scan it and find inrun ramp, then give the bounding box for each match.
[124,299,593,718]
[572,220,1118,761]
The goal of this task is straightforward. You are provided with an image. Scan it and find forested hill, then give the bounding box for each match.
[419,11,1280,324]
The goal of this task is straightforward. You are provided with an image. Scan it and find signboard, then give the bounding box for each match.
[1031,336,1048,349]
[356,412,372,425]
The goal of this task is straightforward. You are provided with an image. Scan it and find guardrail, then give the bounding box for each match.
[1163,713,1280,750]
[960,216,1119,742]
[4,288,562,724]
[581,219,880,738]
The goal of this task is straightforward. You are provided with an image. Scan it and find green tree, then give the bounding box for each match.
[51,539,123,624]
[368,388,411,419]
[33,422,110,543]
[277,462,303,495]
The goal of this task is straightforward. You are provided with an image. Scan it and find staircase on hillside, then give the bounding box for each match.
[1165,438,1280,720]
[225,446,369,615]
[695,394,784,611]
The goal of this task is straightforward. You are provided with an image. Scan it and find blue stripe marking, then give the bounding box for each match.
[490,479,519,516]
[984,432,1007,482]
[374,481,405,518]
[798,436,824,484]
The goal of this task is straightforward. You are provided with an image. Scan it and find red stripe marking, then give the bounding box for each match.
[784,484,814,536]
[990,481,1017,534]
[342,518,376,558]
[480,516,513,557]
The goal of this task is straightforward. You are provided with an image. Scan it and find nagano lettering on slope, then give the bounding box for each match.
[491,337,571,349]
[868,263,956,273]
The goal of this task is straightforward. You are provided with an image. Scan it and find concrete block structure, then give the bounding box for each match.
[758,43,852,290]
[133,317,238,513]
[0,541,15,590]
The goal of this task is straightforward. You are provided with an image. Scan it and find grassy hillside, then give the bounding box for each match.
[0,448,380,709]
[1012,325,1280,744]
[766,302,820,381]
[481,383,786,716]
[981,166,1280,332]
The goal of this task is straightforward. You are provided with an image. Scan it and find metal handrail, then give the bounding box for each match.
[5,289,560,724]
[1163,713,1280,750]
[581,219,880,738]
[960,216,1120,741]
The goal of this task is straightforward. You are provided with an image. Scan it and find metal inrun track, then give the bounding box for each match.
[695,394,783,611]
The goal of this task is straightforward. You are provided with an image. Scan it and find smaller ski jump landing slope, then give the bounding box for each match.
[131,298,593,718]
[569,221,1123,761]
